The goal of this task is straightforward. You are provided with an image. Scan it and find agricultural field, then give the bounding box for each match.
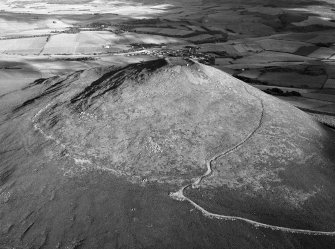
[0,0,335,112]
[0,36,47,55]
[133,27,194,36]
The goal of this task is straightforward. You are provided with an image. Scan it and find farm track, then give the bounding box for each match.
[38,35,51,56]
[169,84,335,236]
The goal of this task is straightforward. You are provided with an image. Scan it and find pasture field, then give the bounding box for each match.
[0,15,71,37]
[324,79,335,89]
[234,51,314,64]
[308,47,335,59]
[43,34,79,54]
[253,39,311,54]
[134,27,194,36]
[258,72,326,88]
[278,96,335,114]
[0,37,47,55]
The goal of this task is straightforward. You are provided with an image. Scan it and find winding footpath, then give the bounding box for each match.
[32,103,66,150]
[170,85,335,236]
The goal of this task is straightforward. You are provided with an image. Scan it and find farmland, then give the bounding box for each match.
[0,0,335,115]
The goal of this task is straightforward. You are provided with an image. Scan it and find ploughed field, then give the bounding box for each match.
[1,58,335,248]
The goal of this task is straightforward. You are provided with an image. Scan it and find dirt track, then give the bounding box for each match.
[169,85,335,236]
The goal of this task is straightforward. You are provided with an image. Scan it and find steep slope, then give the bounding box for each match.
[1,58,335,248]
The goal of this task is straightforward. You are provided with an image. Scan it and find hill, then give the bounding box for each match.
[1,58,335,248]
